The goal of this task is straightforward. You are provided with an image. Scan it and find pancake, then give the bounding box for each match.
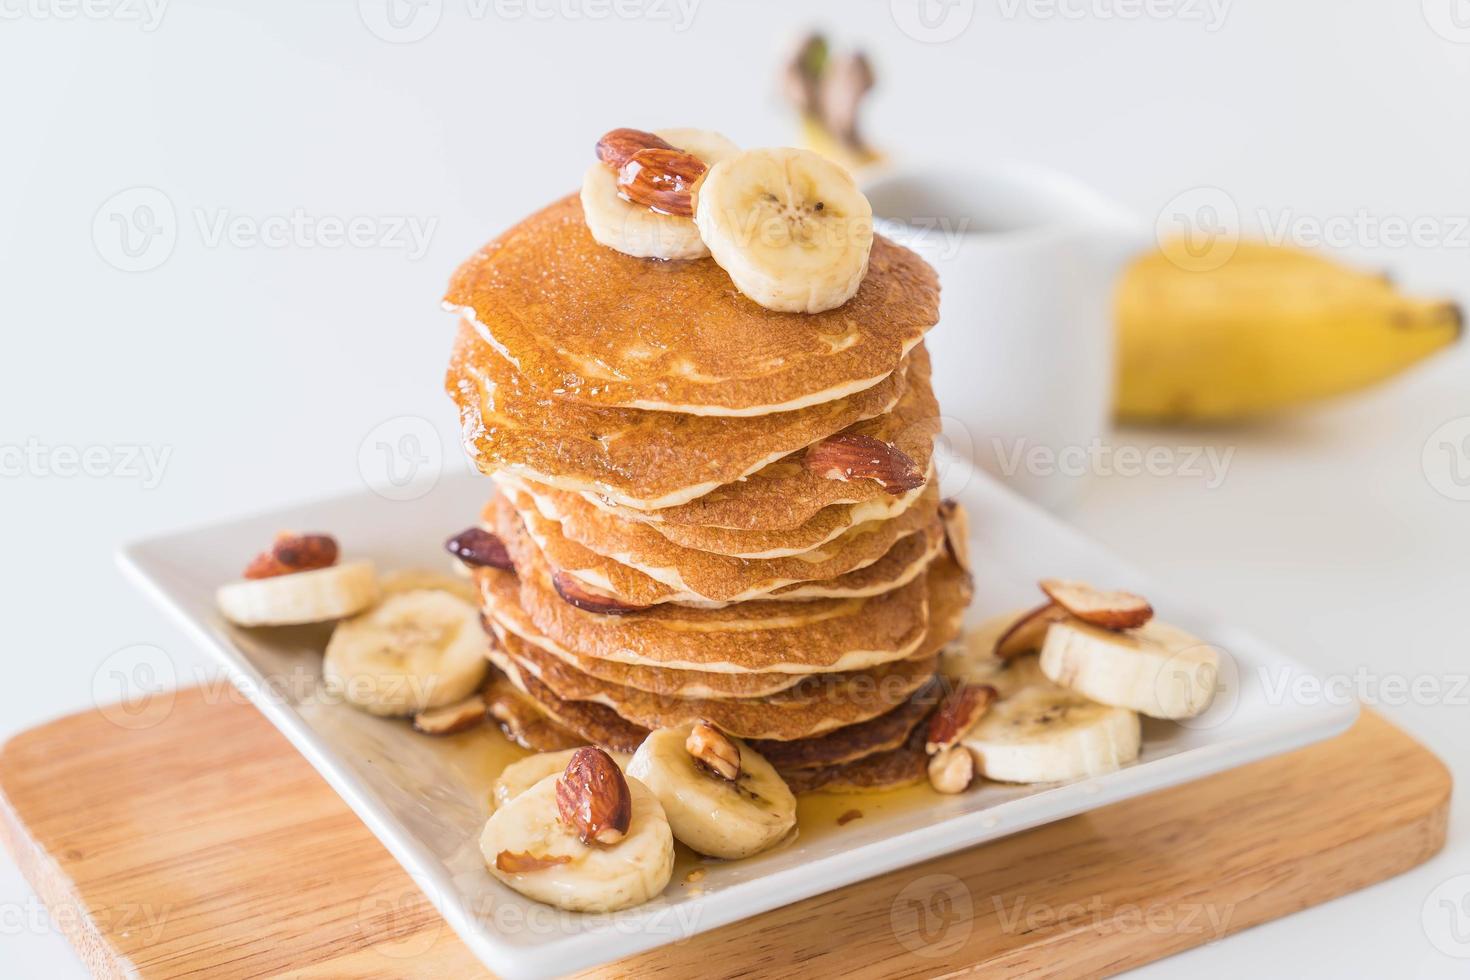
[482,672,586,752]
[481,512,931,674]
[449,321,912,510]
[753,678,935,772]
[487,645,650,752]
[502,475,940,605]
[444,194,940,416]
[495,490,944,608]
[602,357,941,530]
[494,624,937,740]
[779,736,929,795]
[638,479,928,558]
[480,569,811,699]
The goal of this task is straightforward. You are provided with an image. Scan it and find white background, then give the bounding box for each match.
[2,0,1468,975]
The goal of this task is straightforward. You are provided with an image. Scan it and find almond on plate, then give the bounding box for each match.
[1039,579,1154,630]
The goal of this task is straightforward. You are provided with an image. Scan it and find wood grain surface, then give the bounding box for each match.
[0,688,1450,979]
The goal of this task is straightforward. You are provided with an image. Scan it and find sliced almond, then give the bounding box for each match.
[1040,579,1154,630]
[412,694,488,736]
[556,746,632,846]
[802,433,925,495]
[925,683,997,753]
[938,499,971,575]
[927,746,975,794]
[495,850,572,873]
[685,721,740,780]
[552,571,650,616]
[993,602,1071,661]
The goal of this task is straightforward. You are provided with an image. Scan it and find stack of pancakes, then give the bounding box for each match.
[444,194,968,793]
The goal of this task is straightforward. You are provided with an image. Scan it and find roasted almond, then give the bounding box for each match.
[993,602,1070,660]
[938,498,971,575]
[495,850,572,873]
[556,746,632,846]
[926,683,997,753]
[1039,579,1154,630]
[617,147,706,217]
[412,694,488,736]
[596,128,676,170]
[803,434,925,495]
[685,721,740,780]
[552,571,650,616]
[445,527,514,571]
[927,745,975,794]
[243,532,339,579]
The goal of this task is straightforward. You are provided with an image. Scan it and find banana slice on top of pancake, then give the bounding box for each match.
[627,723,797,859]
[481,747,674,913]
[323,587,488,717]
[581,127,739,261]
[695,147,873,313]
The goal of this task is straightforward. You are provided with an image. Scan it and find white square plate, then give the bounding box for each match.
[119,459,1358,979]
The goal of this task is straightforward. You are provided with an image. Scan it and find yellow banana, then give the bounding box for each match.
[1117,241,1461,422]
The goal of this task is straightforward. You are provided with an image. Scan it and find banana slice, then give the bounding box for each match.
[694,147,873,313]
[322,589,487,717]
[580,129,740,261]
[481,771,673,913]
[962,657,1141,783]
[1040,618,1220,720]
[654,127,740,167]
[493,748,632,811]
[626,724,796,859]
[379,566,480,604]
[216,560,378,627]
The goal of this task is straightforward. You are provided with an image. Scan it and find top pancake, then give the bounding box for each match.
[444,194,940,416]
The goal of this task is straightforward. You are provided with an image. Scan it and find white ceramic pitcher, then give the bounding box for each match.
[865,165,1145,511]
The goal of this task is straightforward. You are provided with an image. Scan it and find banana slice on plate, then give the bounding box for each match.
[694,147,873,313]
[481,748,674,913]
[216,560,378,627]
[323,588,487,717]
[581,128,740,261]
[627,723,796,859]
[1040,618,1220,720]
[962,656,1141,783]
[379,566,480,604]
[493,748,632,811]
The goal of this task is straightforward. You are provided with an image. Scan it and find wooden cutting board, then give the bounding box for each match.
[0,687,1449,979]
